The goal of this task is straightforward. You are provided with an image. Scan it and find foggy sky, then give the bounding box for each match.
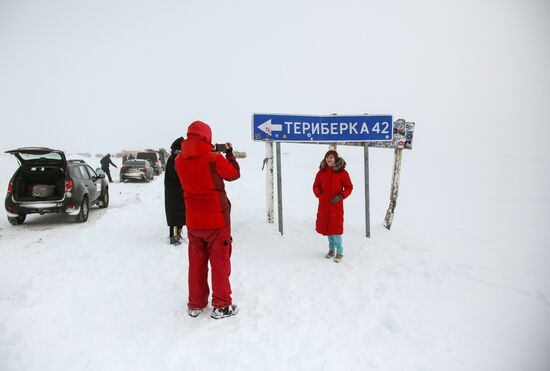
[0,0,549,157]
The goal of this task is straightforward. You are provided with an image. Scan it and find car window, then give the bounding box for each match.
[71,165,89,180]
[85,165,97,178]
[68,166,78,178]
[79,165,91,180]
[124,160,146,166]
[18,152,63,161]
[137,153,158,161]
[71,166,82,179]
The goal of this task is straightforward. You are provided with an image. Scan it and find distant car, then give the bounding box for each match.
[120,160,154,182]
[136,151,162,175]
[5,147,109,225]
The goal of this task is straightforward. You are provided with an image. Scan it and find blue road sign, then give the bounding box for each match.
[252,114,393,142]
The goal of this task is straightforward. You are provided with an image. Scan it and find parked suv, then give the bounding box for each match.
[136,151,162,175]
[5,148,109,225]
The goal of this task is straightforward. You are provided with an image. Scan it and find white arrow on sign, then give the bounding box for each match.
[258,119,283,136]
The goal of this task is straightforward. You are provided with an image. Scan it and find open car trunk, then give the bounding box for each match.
[13,166,66,202]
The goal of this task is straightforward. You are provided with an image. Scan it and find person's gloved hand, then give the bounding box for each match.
[225,142,233,155]
[330,194,343,204]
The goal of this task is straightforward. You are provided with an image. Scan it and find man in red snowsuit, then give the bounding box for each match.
[175,121,240,319]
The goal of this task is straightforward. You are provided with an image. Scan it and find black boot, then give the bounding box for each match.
[170,235,181,245]
[169,226,181,245]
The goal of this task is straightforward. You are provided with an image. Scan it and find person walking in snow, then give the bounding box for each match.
[164,137,186,246]
[175,121,240,319]
[313,150,353,263]
[100,153,118,183]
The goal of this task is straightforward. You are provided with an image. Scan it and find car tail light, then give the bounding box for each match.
[65,179,73,192]
[144,166,149,171]
[8,181,13,195]
[121,166,127,172]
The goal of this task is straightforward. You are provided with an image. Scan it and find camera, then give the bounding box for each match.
[214,143,229,153]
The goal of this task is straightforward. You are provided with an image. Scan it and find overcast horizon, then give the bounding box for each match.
[1,0,549,163]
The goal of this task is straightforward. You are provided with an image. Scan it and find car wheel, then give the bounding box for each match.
[98,188,109,209]
[7,214,26,225]
[75,196,89,223]
[120,177,125,183]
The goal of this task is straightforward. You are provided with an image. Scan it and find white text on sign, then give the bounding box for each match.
[283,121,390,136]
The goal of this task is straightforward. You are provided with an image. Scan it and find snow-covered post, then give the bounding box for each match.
[275,142,284,235]
[384,148,403,230]
[364,143,371,237]
[265,141,274,223]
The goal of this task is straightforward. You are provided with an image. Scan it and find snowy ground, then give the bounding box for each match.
[0,149,549,371]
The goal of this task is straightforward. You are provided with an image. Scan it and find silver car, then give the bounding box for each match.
[120,160,154,182]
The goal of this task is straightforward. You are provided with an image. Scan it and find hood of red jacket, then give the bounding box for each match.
[180,120,214,159]
[319,157,346,172]
[186,121,212,144]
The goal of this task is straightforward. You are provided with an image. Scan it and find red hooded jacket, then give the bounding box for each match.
[313,157,353,235]
[175,121,240,230]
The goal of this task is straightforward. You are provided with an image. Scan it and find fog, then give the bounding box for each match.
[1,0,548,158]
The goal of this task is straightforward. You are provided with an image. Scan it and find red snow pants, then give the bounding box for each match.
[187,226,233,309]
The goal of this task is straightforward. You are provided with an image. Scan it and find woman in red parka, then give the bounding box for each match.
[313,150,353,263]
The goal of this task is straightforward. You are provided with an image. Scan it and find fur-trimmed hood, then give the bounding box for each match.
[319,157,346,172]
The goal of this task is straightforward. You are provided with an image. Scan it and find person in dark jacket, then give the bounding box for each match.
[164,137,186,246]
[175,120,240,319]
[100,153,118,183]
[313,150,353,263]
